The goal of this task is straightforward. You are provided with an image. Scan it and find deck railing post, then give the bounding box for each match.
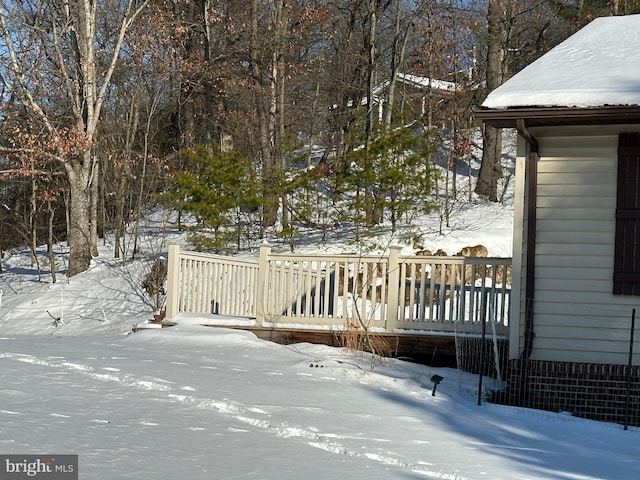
[255,242,272,326]
[386,246,402,331]
[165,242,181,320]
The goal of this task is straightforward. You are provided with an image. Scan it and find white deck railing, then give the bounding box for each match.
[165,243,511,336]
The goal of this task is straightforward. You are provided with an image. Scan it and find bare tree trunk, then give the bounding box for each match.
[250,0,279,228]
[477,124,502,202]
[365,0,378,225]
[132,137,149,260]
[132,91,158,261]
[29,177,38,269]
[47,201,57,283]
[385,0,412,230]
[610,0,619,15]
[365,0,377,145]
[384,1,411,131]
[384,7,399,130]
[278,51,289,230]
[202,0,215,148]
[114,175,126,259]
[273,0,289,230]
[475,0,504,201]
[90,157,99,257]
[66,163,92,277]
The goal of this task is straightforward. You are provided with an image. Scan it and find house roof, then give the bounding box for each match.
[372,73,465,99]
[477,14,640,128]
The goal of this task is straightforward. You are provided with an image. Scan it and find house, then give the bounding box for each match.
[371,72,477,127]
[476,14,640,425]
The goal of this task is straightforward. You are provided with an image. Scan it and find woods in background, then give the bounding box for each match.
[0,0,636,275]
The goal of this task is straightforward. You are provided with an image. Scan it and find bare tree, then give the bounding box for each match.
[474,0,576,201]
[0,0,149,276]
[474,0,506,201]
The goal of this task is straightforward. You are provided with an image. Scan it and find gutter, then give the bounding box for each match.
[475,105,640,129]
[516,118,538,405]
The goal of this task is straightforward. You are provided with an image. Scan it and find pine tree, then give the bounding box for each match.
[339,123,437,235]
[163,145,259,253]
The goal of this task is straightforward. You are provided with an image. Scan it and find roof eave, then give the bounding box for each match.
[475,105,640,128]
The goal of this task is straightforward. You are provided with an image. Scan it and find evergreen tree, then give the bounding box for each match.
[339,123,437,235]
[163,145,259,253]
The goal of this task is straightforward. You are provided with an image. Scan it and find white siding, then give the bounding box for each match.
[514,125,640,365]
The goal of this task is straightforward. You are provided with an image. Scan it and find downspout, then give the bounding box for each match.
[516,118,538,405]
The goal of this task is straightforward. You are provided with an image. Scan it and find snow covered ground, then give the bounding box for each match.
[2,323,640,480]
[1,201,640,479]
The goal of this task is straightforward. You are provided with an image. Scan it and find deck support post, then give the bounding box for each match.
[386,246,402,331]
[255,242,272,326]
[165,242,181,320]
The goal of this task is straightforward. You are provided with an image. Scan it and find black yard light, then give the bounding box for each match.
[430,374,444,396]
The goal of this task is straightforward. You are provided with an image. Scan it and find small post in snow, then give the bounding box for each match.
[431,374,443,396]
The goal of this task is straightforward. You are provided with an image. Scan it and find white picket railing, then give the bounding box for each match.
[165,243,511,335]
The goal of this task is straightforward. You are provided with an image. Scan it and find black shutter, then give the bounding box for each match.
[614,132,640,295]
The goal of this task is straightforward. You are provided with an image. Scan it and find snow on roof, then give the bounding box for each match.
[482,14,640,109]
[372,73,460,97]
[396,73,460,92]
